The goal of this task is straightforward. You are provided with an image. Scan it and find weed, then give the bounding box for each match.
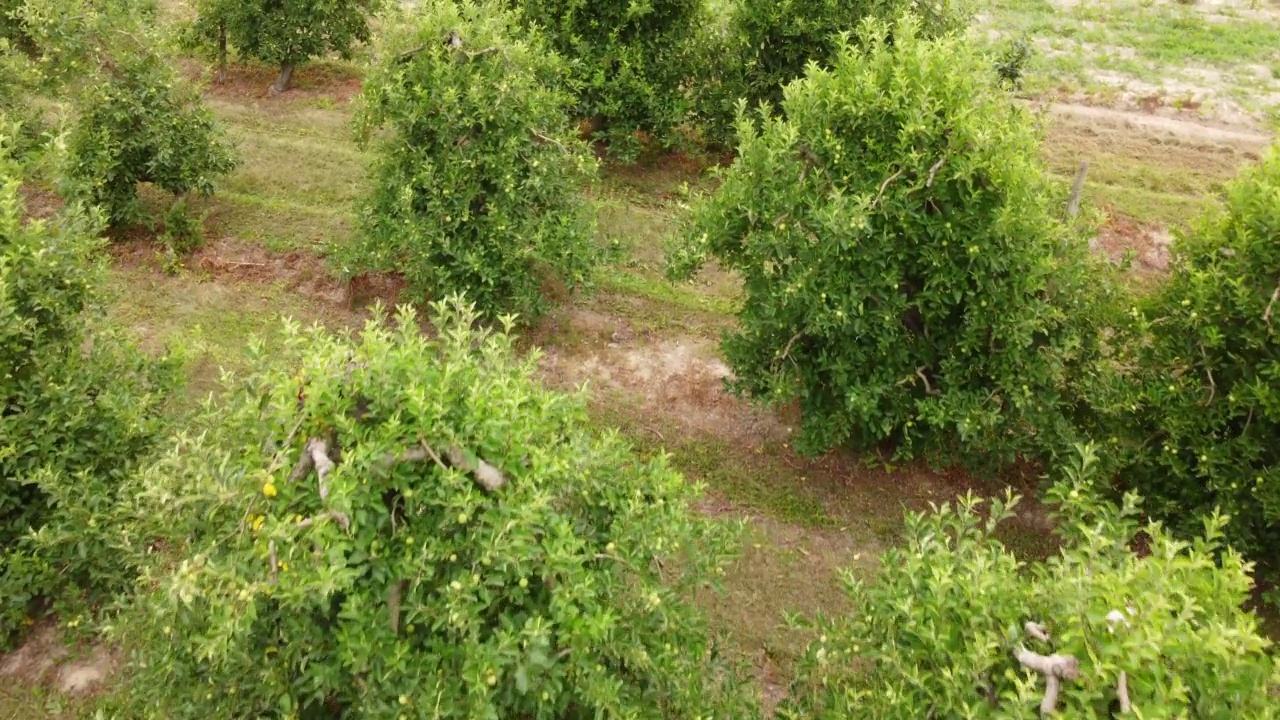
[159,198,205,255]
[995,37,1034,89]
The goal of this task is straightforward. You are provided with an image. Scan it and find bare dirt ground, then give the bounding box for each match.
[535,306,790,444]
[0,626,115,697]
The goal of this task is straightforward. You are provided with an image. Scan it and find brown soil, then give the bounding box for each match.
[534,306,789,444]
[178,59,364,105]
[0,625,116,697]
[1093,214,1175,274]
[1046,102,1271,149]
[16,183,64,223]
[106,234,404,314]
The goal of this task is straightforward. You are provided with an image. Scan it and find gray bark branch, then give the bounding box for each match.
[1066,161,1088,219]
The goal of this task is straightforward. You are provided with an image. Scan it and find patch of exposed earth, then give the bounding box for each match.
[1093,216,1175,274]
[535,307,791,445]
[0,626,115,697]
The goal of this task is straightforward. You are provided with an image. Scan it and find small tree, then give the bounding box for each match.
[63,51,238,225]
[115,299,756,719]
[1097,146,1280,578]
[14,0,238,227]
[669,17,1110,463]
[777,445,1280,719]
[0,123,176,644]
[510,0,701,156]
[63,50,237,226]
[187,0,379,94]
[344,0,597,320]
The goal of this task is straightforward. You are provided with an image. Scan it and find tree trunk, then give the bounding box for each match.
[269,63,295,96]
[215,23,227,83]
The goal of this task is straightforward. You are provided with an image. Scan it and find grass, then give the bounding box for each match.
[1036,101,1264,228]
[0,686,83,720]
[102,262,352,406]
[980,0,1280,116]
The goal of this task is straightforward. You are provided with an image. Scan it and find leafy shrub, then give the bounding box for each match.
[159,198,204,255]
[703,0,968,142]
[777,445,1280,719]
[14,0,161,87]
[63,49,236,227]
[115,299,756,719]
[0,42,44,158]
[510,0,701,156]
[0,125,176,643]
[186,0,379,94]
[669,18,1110,463]
[995,37,1034,90]
[344,0,597,320]
[1100,147,1280,577]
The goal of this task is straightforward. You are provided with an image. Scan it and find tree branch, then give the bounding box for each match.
[394,44,428,64]
[1014,647,1080,715]
[379,439,505,492]
[268,540,279,585]
[530,129,570,153]
[296,510,351,531]
[1066,161,1088,220]
[288,444,315,482]
[915,366,938,395]
[1015,621,1079,715]
[389,579,407,635]
[306,438,336,501]
[926,156,946,188]
[871,167,904,208]
[1264,279,1280,328]
[1117,671,1131,714]
[464,46,499,60]
[445,445,506,492]
[776,331,803,366]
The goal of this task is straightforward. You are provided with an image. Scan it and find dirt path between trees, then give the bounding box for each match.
[1047,102,1271,149]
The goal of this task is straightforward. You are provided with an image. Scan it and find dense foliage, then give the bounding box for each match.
[345,0,596,320]
[116,299,755,719]
[510,0,701,155]
[63,50,236,226]
[0,41,43,158]
[729,0,967,114]
[0,0,34,54]
[778,445,1280,719]
[670,18,1110,463]
[187,0,379,93]
[1095,147,1280,577]
[690,0,971,146]
[0,126,175,644]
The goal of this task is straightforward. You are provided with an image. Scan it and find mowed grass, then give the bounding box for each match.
[1038,107,1266,227]
[976,0,1277,229]
[982,0,1280,112]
